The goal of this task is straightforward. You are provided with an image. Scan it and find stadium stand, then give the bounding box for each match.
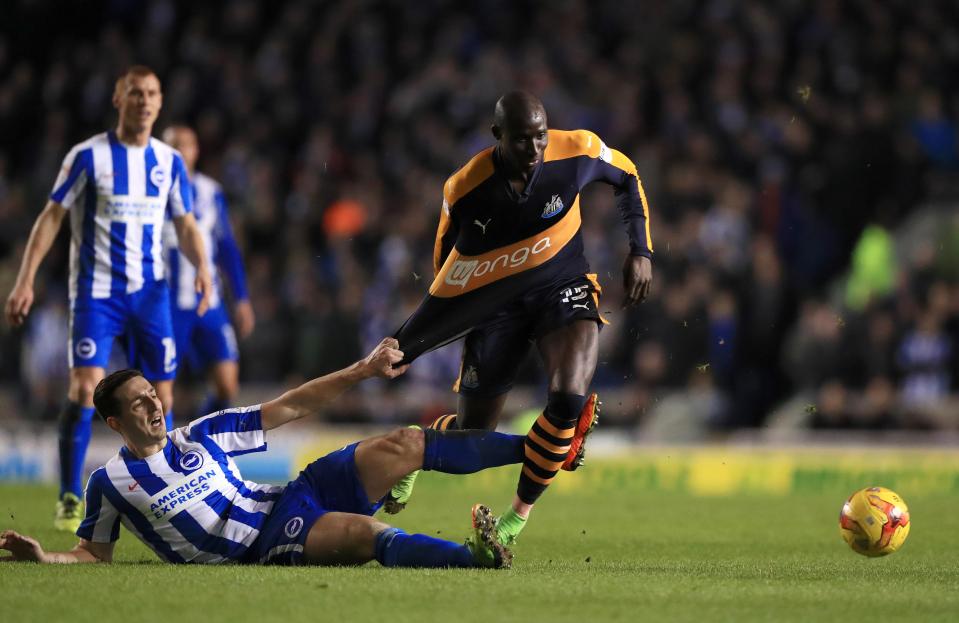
[0,0,956,430]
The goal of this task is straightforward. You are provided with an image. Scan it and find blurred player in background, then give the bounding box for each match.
[392,92,654,546]
[0,339,516,569]
[158,126,254,421]
[3,66,212,532]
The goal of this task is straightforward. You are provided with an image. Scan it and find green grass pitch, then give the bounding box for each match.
[2,462,957,623]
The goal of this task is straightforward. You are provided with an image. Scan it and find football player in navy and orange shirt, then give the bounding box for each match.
[392,92,653,545]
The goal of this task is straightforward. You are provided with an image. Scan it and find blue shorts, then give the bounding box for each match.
[171,304,239,372]
[248,443,385,565]
[69,281,177,381]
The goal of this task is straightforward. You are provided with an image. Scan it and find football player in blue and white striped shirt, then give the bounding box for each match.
[158,125,255,421]
[3,66,212,532]
[1,339,523,568]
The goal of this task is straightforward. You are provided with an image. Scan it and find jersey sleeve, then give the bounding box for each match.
[49,145,92,209]
[433,187,459,276]
[213,190,249,301]
[578,132,654,258]
[185,405,266,456]
[76,468,122,543]
[167,153,194,218]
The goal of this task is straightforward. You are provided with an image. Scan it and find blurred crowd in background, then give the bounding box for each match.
[0,0,957,432]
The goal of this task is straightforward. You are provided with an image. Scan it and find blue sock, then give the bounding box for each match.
[199,395,230,417]
[58,403,95,497]
[374,528,476,568]
[165,410,174,430]
[422,429,525,474]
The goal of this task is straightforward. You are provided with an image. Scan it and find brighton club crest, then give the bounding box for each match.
[284,516,304,539]
[149,165,166,188]
[542,194,564,218]
[179,450,204,472]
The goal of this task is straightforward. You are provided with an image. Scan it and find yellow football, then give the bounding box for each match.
[838,486,910,557]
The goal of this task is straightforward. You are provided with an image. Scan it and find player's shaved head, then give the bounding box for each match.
[493,91,547,129]
[491,91,549,179]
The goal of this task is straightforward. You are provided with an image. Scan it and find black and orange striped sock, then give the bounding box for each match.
[517,392,587,505]
[429,414,458,431]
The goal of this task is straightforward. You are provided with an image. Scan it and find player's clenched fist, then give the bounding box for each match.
[363,337,409,379]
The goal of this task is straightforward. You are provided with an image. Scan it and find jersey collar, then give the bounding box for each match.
[492,146,543,204]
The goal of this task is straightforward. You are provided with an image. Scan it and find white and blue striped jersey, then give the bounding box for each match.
[50,131,193,300]
[77,406,284,564]
[164,172,248,310]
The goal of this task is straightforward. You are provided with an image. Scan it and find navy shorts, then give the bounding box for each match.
[69,281,177,381]
[248,443,384,565]
[171,304,239,371]
[456,273,606,397]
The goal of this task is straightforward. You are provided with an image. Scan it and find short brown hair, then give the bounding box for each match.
[93,369,144,421]
[113,65,160,97]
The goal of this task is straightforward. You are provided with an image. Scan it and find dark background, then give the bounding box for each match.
[0,0,957,432]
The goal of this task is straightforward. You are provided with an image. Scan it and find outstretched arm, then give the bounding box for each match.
[0,530,114,564]
[260,338,409,431]
[4,201,67,327]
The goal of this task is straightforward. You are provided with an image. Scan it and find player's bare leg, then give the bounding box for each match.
[187,361,239,424]
[383,390,509,513]
[66,366,105,417]
[496,319,599,544]
[56,366,106,531]
[457,392,509,430]
[355,428,426,501]
[210,360,239,405]
[302,512,390,565]
[349,427,523,567]
[539,320,598,403]
[301,507,510,568]
[359,426,524,500]
[153,379,175,430]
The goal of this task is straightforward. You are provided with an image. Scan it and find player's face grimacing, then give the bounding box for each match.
[109,376,167,446]
[114,73,163,135]
[494,110,548,177]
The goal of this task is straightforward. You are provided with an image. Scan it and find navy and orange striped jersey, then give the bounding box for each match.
[395,129,653,363]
